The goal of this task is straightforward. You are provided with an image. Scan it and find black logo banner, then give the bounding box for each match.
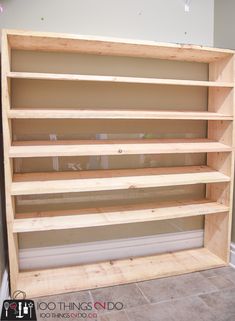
[1,300,37,321]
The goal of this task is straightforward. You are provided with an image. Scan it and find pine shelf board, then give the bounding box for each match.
[8,72,234,88]
[7,109,234,120]
[13,199,229,233]
[6,29,235,63]
[10,138,232,158]
[11,166,230,196]
[17,247,226,298]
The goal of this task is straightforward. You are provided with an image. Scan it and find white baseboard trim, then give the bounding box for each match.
[230,242,235,269]
[0,269,9,311]
[19,229,203,270]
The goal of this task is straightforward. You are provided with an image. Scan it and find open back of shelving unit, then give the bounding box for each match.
[1,29,235,298]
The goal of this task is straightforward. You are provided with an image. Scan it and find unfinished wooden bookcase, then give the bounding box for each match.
[2,29,235,298]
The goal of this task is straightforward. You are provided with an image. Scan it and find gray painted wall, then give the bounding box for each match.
[0,206,5,282]
[0,147,6,286]
[214,0,235,242]
[0,0,214,45]
[214,0,235,49]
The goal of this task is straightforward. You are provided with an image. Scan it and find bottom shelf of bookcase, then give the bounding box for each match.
[16,247,226,298]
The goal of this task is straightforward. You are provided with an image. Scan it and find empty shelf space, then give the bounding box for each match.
[17,247,226,298]
[7,109,234,120]
[10,138,233,158]
[8,72,234,87]
[11,166,230,195]
[13,199,229,233]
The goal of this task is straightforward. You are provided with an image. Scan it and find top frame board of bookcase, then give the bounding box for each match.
[5,29,235,63]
